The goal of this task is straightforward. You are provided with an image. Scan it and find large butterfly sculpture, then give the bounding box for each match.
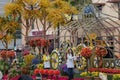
[11,0,40,10]
[23,0,40,10]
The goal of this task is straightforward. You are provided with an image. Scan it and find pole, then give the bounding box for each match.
[118,2,120,20]
[57,24,60,49]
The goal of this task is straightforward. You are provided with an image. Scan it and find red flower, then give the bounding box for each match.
[81,47,92,58]
[34,69,39,75]
[7,51,15,58]
[0,50,7,58]
[39,69,44,74]
[48,70,54,75]
[95,47,107,57]
[53,70,60,75]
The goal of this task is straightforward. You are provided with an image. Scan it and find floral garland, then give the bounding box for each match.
[60,40,71,51]
[75,56,86,70]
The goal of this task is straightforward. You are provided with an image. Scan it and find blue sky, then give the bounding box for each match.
[0,0,9,15]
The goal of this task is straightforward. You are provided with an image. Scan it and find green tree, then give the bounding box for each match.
[66,0,92,11]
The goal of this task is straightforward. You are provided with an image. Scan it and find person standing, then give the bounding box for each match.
[42,51,50,79]
[66,48,76,80]
[43,51,50,69]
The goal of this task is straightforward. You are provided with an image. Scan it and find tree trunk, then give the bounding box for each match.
[25,19,30,43]
[25,27,29,43]
[5,42,8,51]
[43,28,46,39]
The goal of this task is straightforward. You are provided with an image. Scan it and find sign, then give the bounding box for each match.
[32,31,44,36]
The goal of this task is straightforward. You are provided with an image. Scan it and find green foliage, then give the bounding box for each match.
[66,0,92,11]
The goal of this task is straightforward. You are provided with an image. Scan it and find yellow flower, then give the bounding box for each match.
[37,64,43,69]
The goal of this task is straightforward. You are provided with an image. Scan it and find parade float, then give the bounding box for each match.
[49,3,120,80]
[0,0,120,80]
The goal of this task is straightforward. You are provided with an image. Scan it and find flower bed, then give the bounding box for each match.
[89,68,120,74]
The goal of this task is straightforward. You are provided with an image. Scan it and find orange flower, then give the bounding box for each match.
[81,47,92,58]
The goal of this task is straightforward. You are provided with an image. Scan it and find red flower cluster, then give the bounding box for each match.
[0,50,15,58]
[81,47,92,58]
[34,69,60,75]
[95,47,107,57]
[29,38,50,47]
[89,68,120,74]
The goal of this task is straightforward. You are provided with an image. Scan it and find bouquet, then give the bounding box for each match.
[80,47,92,59]
[95,47,107,57]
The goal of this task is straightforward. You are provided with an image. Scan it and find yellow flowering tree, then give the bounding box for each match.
[0,17,20,50]
[4,0,78,42]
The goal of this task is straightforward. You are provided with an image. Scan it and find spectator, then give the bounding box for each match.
[66,48,76,80]
[43,51,50,69]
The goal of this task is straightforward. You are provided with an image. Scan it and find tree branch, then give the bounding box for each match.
[36,19,40,31]
[1,40,6,49]
[39,18,44,26]
[46,22,51,31]
[22,21,28,28]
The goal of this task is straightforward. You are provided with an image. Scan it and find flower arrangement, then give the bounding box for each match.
[91,72,99,77]
[113,74,120,80]
[89,68,120,74]
[80,71,90,77]
[29,38,50,47]
[80,71,99,77]
[0,50,15,58]
[37,63,43,69]
[8,66,20,79]
[7,51,15,58]
[80,47,92,59]
[95,47,107,57]
[24,54,35,65]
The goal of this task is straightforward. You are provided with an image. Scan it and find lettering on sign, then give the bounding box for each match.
[32,31,44,36]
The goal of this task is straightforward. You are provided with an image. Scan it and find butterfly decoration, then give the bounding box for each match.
[23,0,40,10]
